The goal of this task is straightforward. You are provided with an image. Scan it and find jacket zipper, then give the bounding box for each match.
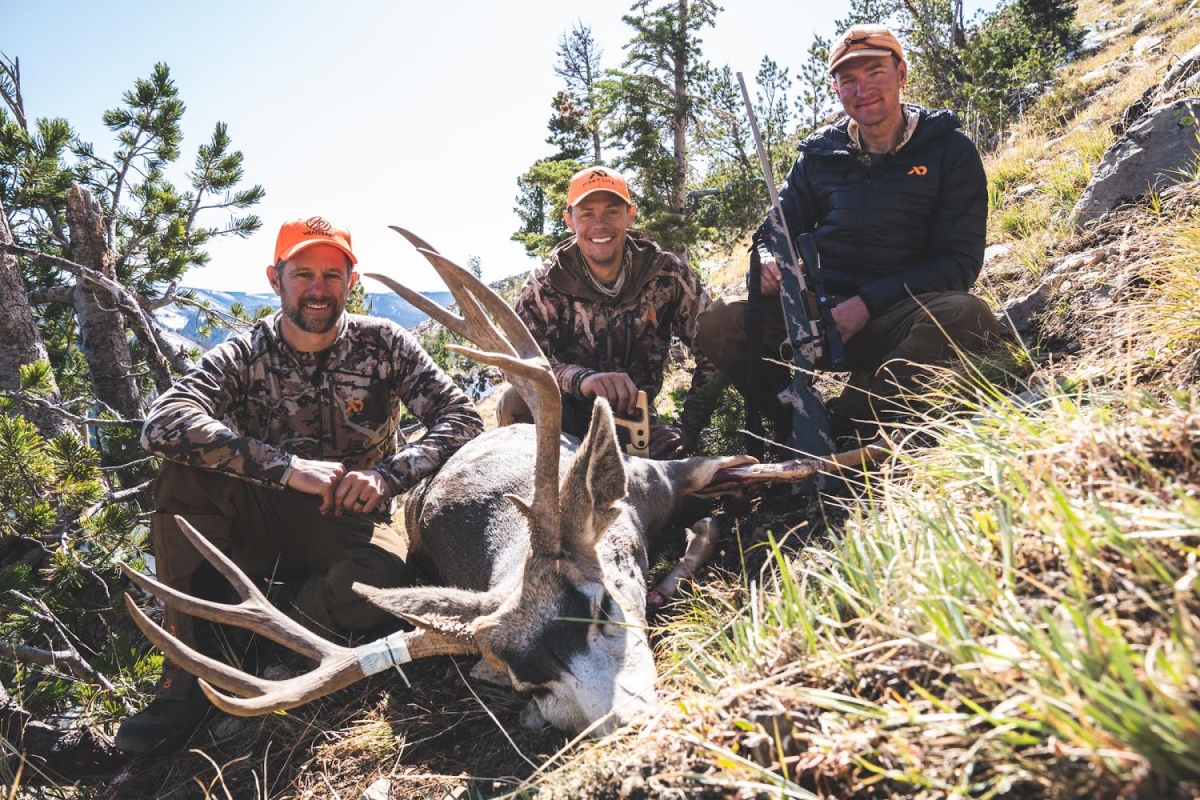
[326,372,338,452]
[311,363,327,458]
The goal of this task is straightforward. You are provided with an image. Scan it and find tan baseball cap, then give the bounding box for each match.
[828,24,906,75]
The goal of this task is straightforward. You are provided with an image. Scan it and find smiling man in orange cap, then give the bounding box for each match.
[498,167,720,459]
[697,24,998,451]
[116,216,483,755]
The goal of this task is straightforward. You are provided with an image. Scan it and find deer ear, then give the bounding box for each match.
[559,399,628,555]
[352,584,502,635]
[505,493,534,521]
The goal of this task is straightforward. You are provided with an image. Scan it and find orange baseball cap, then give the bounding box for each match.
[565,166,633,208]
[828,24,906,75]
[273,216,358,264]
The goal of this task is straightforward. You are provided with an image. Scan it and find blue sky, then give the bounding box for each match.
[5,0,995,293]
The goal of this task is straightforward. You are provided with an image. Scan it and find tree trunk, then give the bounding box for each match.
[672,0,691,262]
[0,201,73,439]
[64,185,143,421]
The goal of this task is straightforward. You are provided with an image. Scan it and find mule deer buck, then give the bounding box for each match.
[122,229,835,736]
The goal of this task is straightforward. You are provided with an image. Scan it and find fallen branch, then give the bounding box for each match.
[5,591,116,692]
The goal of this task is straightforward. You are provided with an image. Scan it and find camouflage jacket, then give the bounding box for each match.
[514,231,719,437]
[141,312,484,497]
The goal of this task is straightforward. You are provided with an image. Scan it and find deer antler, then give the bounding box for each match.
[121,516,477,716]
[366,229,563,553]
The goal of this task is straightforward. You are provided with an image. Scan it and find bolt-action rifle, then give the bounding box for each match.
[736,72,846,485]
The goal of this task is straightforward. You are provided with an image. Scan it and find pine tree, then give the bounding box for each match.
[796,34,836,134]
[0,58,263,468]
[512,157,583,259]
[692,59,796,247]
[512,22,609,260]
[608,0,720,258]
[553,22,606,164]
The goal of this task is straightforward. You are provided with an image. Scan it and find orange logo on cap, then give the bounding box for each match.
[908,165,928,176]
[346,397,364,414]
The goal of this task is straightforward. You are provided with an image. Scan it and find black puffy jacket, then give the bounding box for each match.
[756,105,988,318]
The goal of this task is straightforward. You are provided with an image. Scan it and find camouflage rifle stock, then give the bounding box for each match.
[736,72,842,481]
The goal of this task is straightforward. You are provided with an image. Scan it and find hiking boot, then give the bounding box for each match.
[113,665,209,755]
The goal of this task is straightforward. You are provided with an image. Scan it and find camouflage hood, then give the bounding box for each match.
[540,231,673,309]
[514,233,720,437]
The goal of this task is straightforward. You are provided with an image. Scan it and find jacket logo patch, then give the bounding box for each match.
[346,397,364,414]
[908,165,928,176]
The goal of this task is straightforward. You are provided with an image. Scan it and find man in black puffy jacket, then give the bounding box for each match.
[697,23,998,447]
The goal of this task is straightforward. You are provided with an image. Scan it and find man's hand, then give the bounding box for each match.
[285,458,346,514]
[759,255,783,297]
[285,459,390,515]
[332,469,391,516]
[580,371,640,417]
[649,425,694,460]
[831,296,870,343]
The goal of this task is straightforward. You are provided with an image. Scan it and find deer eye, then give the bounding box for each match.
[593,592,624,637]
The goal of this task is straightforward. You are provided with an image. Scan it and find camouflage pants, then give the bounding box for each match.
[695,291,999,441]
[151,461,410,640]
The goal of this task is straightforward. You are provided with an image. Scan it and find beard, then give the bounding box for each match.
[281,292,344,334]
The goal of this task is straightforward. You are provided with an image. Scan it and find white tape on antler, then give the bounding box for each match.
[355,631,413,676]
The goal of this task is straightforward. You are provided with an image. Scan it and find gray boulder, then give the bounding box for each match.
[1072,98,1200,229]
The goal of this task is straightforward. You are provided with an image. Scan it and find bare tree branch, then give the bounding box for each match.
[0,390,143,428]
[3,592,115,692]
[26,285,74,306]
[1,241,175,392]
[0,53,26,129]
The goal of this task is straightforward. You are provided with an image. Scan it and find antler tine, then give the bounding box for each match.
[417,249,542,360]
[364,272,470,343]
[119,563,331,663]
[123,593,276,698]
[169,516,345,658]
[414,250,564,549]
[388,225,439,254]
[412,249,512,356]
[126,590,366,715]
[410,251,561,446]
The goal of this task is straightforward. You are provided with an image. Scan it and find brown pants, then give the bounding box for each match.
[151,461,410,638]
[695,291,998,439]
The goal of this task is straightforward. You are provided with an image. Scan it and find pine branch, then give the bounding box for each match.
[41,200,67,244]
[170,293,254,331]
[79,479,153,522]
